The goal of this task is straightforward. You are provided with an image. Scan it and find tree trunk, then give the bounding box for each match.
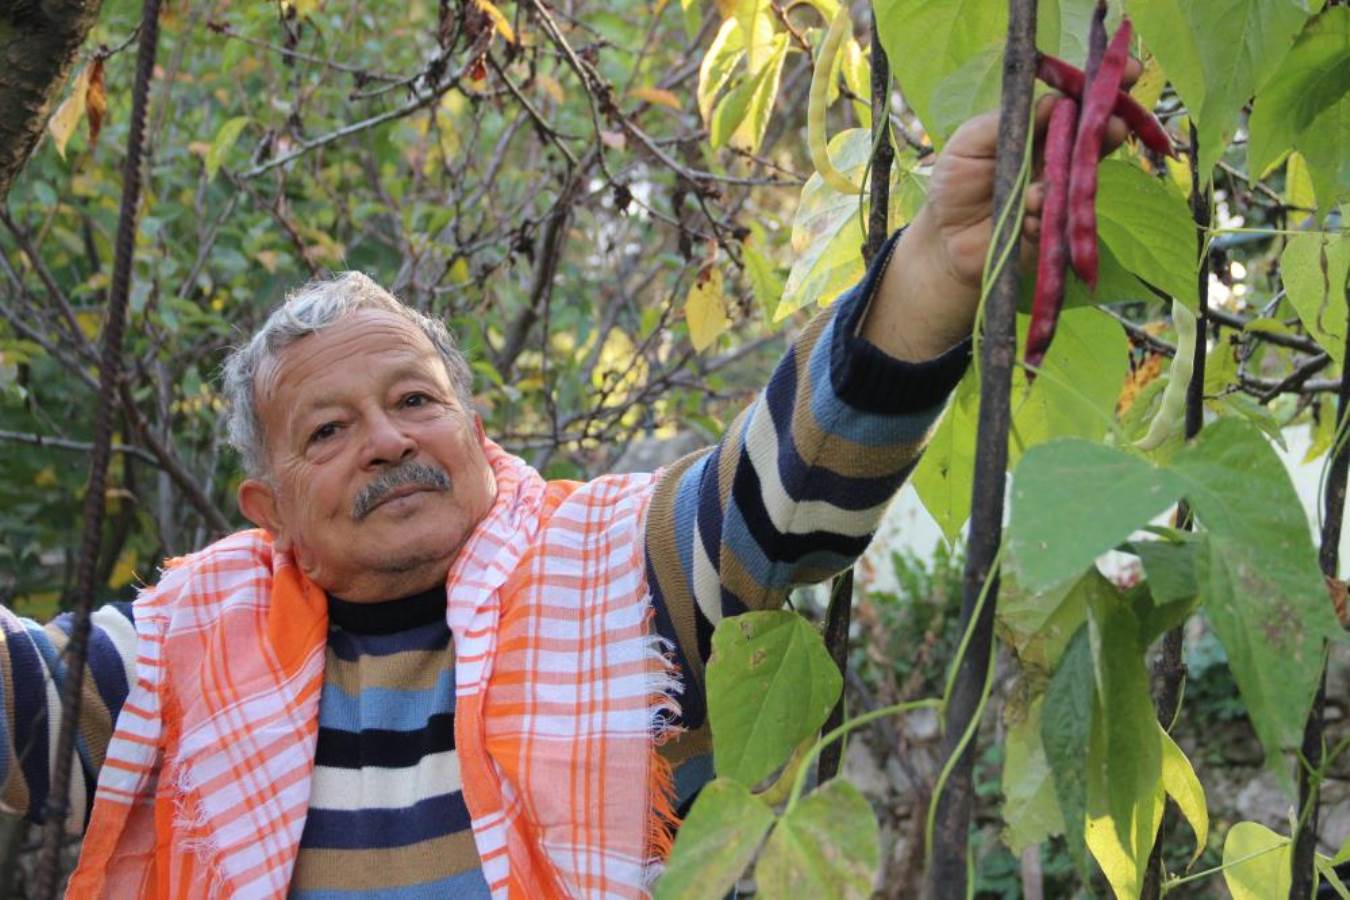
[0,0,105,199]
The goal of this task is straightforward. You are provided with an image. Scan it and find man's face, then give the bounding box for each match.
[237,309,495,601]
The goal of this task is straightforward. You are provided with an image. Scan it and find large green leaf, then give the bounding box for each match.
[1095,160,1196,304]
[1222,821,1292,900]
[654,779,775,900]
[707,611,842,786]
[875,0,1005,145]
[1040,624,1094,870]
[927,46,1005,143]
[1011,307,1130,450]
[1002,693,1066,854]
[914,307,1128,544]
[755,779,879,899]
[1170,419,1344,789]
[1247,7,1349,174]
[1086,585,1163,861]
[1282,230,1350,365]
[1127,0,1318,176]
[1009,440,1182,592]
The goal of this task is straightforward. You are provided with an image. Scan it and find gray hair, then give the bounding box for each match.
[222,272,474,477]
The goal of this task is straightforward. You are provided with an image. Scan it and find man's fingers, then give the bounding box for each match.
[1025,181,1046,215]
[1120,56,1143,91]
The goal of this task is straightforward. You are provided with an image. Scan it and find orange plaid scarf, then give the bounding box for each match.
[68,440,680,898]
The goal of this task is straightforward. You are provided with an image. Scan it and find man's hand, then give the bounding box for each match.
[862,58,1143,363]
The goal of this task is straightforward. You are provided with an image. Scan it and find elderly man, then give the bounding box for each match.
[0,102,1082,898]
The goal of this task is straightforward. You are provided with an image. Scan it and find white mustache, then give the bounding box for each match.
[352,462,450,520]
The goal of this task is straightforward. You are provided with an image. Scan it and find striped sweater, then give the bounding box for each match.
[0,232,970,890]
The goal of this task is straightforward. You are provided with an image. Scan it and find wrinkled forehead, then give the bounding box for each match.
[253,309,445,418]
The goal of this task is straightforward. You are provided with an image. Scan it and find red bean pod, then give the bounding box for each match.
[1084,0,1108,85]
[1066,19,1132,291]
[1035,53,1175,159]
[1024,96,1079,376]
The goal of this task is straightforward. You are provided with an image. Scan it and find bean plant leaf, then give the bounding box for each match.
[927,46,1005,143]
[1222,821,1292,900]
[777,129,870,321]
[755,779,879,899]
[707,611,842,787]
[875,0,1006,146]
[1247,7,1349,214]
[1084,702,1164,900]
[1337,835,1350,866]
[1040,624,1094,871]
[1009,439,1182,592]
[998,571,1092,673]
[1094,160,1196,305]
[654,778,775,900]
[1127,0,1317,176]
[1282,230,1350,366]
[698,17,745,124]
[915,307,1128,545]
[1170,419,1344,790]
[1159,726,1208,866]
[1002,694,1065,855]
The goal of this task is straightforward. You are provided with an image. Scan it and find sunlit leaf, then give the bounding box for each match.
[685,265,730,352]
[698,17,745,125]
[48,64,95,161]
[475,0,517,43]
[1159,726,1208,866]
[631,86,683,110]
[1095,161,1196,305]
[1222,821,1291,900]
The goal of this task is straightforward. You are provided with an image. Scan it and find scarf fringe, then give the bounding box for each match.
[642,624,685,890]
[171,766,228,900]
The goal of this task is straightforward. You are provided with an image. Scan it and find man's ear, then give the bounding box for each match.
[473,414,486,443]
[238,479,285,545]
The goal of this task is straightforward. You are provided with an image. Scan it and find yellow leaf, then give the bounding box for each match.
[1222,822,1291,900]
[76,310,102,339]
[630,86,682,110]
[476,0,516,44]
[1159,726,1208,866]
[685,267,729,352]
[449,257,471,285]
[1165,153,1191,195]
[108,549,139,589]
[33,466,58,488]
[714,0,738,17]
[49,64,94,160]
[1286,151,1317,212]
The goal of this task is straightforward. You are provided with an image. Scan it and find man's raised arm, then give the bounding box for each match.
[0,602,138,832]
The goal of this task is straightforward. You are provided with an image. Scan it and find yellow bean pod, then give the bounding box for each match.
[807,7,863,195]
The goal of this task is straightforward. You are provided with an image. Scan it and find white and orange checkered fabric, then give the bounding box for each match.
[67,440,679,899]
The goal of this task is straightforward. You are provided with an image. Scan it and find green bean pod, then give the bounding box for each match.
[1135,299,1197,451]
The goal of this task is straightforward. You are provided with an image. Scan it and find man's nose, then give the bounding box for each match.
[363,412,416,466]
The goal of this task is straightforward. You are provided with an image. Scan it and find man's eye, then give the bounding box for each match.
[402,392,430,408]
[310,423,339,444]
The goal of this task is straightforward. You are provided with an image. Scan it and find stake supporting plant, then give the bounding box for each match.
[923,0,1038,895]
[817,4,894,786]
[33,0,162,895]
